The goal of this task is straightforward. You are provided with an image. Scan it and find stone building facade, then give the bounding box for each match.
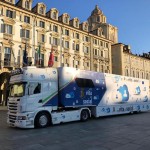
[112,43,150,83]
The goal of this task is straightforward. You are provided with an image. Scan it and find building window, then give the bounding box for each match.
[41,34,45,42]
[84,46,89,53]
[75,60,79,65]
[24,16,30,24]
[25,1,30,9]
[84,62,89,67]
[39,21,45,28]
[107,66,109,73]
[73,43,80,51]
[65,41,69,48]
[125,69,129,76]
[6,10,13,18]
[0,8,3,16]
[4,47,11,66]
[100,51,103,57]
[73,60,79,68]
[136,71,139,78]
[39,7,44,14]
[97,16,100,22]
[53,25,58,32]
[146,73,149,80]
[94,49,98,55]
[54,56,58,62]
[64,17,68,24]
[76,44,79,51]
[141,72,144,79]
[76,33,79,39]
[94,64,98,71]
[85,36,89,42]
[65,29,69,36]
[41,53,44,67]
[20,29,30,38]
[84,25,88,31]
[2,24,13,34]
[20,15,22,21]
[53,37,58,45]
[94,39,97,45]
[52,12,57,19]
[75,20,78,27]
[132,71,135,77]
[106,43,108,48]
[100,65,104,72]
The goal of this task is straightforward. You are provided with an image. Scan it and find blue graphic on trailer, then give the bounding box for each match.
[102,107,110,113]
[144,96,148,102]
[65,92,75,98]
[117,85,129,102]
[59,70,107,107]
[135,86,141,95]
[137,105,140,110]
[114,76,121,83]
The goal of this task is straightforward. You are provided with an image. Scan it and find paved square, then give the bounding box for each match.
[1,110,150,150]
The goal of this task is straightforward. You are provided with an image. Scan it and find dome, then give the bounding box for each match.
[91,5,102,16]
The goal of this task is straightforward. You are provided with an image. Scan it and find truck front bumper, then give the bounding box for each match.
[7,112,35,128]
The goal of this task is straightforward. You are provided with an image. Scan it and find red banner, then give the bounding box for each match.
[48,50,54,67]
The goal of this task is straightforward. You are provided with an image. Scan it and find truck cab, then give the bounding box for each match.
[7,67,58,128]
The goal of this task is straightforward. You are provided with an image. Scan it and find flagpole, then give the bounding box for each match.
[60,27,63,67]
[37,44,41,67]
[23,43,28,67]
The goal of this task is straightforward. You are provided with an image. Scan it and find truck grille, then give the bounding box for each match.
[8,114,16,123]
[8,102,18,113]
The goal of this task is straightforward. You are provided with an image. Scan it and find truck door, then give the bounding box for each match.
[26,82,43,111]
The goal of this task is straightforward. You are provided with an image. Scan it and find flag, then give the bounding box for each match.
[48,48,54,67]
[23,43,28,66]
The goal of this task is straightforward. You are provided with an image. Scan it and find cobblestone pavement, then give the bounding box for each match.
[1,110,150,150]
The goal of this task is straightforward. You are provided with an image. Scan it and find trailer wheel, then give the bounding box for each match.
[80,109,89,122]
[35,112,51,128]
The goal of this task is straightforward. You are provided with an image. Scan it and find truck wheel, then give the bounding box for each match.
[35,112,51,128]
[80,110,89,122]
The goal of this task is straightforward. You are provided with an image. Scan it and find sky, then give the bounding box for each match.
[32,0,150,54]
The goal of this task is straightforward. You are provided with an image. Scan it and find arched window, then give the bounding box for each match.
[97,16,100,22]
[25,1,29,9]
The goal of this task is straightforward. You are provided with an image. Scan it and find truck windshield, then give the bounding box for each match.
[9,83,26,97]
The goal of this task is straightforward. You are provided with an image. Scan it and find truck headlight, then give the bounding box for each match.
[18,116,27,120]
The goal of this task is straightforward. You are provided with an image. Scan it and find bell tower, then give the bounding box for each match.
[87,5,118,43]
[87,5,107,31]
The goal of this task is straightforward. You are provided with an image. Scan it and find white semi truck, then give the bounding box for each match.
[7,67,150,128]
